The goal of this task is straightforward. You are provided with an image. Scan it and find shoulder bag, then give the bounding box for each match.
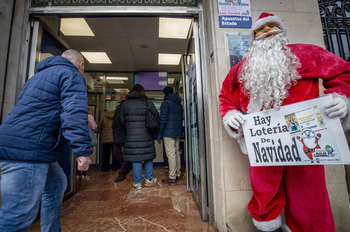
[145,100,160,133]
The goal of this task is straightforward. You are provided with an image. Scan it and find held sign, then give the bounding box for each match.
[242,96,350,166]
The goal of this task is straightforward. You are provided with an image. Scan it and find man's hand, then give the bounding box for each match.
[76,156,91,171]
[325,97,347,118]
[157,135,162,144]
[227,112,246,130]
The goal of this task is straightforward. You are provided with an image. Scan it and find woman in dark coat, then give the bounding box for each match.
[119,84,159,189]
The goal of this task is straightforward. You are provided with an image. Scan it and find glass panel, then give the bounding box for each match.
[185,33,202,208]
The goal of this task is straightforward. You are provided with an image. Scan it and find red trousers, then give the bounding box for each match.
[248,165,335,232]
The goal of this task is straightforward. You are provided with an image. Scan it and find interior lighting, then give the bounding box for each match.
[158,53,181,65]
[99,76,128,80]
[168,77,175,84]
[60,18,94,36]
[82,52,112,64]
[107,80,124,84]
[159,17,192,39]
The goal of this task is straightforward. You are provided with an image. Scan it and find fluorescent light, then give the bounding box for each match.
[60,18,94,36]
[159,18,192,39]
[168,77,175,84]
[107,77,128,80]
[82,52,112,64]
[99,76,128,80]
[107,80,124,84]
[158,53,181,65]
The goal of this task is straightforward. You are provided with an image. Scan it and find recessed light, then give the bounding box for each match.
[159,18,192,39]
[158,53,181,65]
[60,18,94,36]
[82,52,112,64]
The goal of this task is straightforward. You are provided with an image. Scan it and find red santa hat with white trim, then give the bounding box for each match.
[250,12,287,44]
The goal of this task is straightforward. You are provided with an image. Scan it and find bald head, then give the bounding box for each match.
[61,49,85,74]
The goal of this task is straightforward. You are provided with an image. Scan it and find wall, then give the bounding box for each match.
[0,0,30,122]
[203,0,350,231]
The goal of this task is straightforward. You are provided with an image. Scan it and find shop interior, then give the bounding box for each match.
[34,14,198,197]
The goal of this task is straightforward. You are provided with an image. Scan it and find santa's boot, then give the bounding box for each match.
[258,228,283,232]
[253,215,282,232]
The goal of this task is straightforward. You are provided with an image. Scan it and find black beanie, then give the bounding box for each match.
[163,86,173,95]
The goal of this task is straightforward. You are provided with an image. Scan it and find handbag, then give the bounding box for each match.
[145,100,160,133]
[89,126,98,146]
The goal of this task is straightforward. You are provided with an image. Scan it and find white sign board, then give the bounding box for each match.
[242,96,350,166]
[218,0,252,28]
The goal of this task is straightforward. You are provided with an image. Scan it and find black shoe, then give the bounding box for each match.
[260,228,283,232]
[162,178,176,185]
[114,176,126,183]
[176,176,181,182]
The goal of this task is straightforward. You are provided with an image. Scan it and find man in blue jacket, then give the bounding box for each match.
[0,49,92,231]
[158,86,183,185]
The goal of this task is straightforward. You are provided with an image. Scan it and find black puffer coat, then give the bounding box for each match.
[119,91,158,162]
[112,100,126,144]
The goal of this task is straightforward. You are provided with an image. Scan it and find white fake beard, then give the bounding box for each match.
[240,33,301,113]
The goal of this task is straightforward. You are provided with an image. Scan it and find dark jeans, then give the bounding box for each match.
[102,143,118,170]
[113,143,132,177]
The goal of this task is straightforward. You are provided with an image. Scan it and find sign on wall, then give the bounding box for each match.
[242,96,350,166]
[218,0,252,28]
[227,33,250,68]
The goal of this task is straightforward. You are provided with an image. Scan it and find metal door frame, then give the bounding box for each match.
[26,3,213,223]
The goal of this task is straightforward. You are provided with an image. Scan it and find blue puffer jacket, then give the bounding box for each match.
[158,93,183,137]
[0,56,93,163]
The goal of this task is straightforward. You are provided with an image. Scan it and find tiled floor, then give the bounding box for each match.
[28,166,217,232]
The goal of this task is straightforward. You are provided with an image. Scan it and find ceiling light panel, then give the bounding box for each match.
[158,53,181,65]
[159,18,192,39]
[82,52,112,64]
[60,18,94,36]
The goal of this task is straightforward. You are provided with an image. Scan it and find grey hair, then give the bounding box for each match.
[61,49,84,67]
[120,89,129,94]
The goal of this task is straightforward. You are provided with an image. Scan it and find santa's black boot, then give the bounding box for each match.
[258,228,283,232]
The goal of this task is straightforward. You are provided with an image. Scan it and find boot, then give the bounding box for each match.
[162,178,176,185]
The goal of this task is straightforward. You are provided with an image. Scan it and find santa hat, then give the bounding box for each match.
[250,12,286,44]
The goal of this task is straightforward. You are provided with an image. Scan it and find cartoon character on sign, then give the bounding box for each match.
[296,128,321,162]
[325,145,334,156]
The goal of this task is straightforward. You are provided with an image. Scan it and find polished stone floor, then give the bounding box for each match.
[29,165,217,232]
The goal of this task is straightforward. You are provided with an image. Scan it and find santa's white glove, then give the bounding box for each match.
[227,112,246,130]
[325,97,348,118]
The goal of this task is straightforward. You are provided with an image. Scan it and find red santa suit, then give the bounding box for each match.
[219,15,350,232]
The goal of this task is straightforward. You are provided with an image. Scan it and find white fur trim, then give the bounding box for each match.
[331,93,350,131]
[237,137,248,155]
[252,215,282,231]
[250,15,286,45]
[283,223,292,232]
[222,110,243,139]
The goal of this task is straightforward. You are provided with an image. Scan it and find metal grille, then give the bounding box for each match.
[318,0,350,62]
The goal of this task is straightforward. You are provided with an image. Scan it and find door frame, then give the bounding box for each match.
[26,3,213,223]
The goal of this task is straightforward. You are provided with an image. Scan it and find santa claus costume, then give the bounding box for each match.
[219,12,350,232]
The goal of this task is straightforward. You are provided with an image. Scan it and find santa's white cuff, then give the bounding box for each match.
[252,215,282,231]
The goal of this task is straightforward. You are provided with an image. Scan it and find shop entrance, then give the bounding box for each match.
[27,12,209,221]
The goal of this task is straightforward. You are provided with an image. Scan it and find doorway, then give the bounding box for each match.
[27,13,209,221]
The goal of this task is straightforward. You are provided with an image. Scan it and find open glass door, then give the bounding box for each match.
[183,18,209,221]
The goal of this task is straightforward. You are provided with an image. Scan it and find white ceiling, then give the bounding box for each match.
[39,15,192,73]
